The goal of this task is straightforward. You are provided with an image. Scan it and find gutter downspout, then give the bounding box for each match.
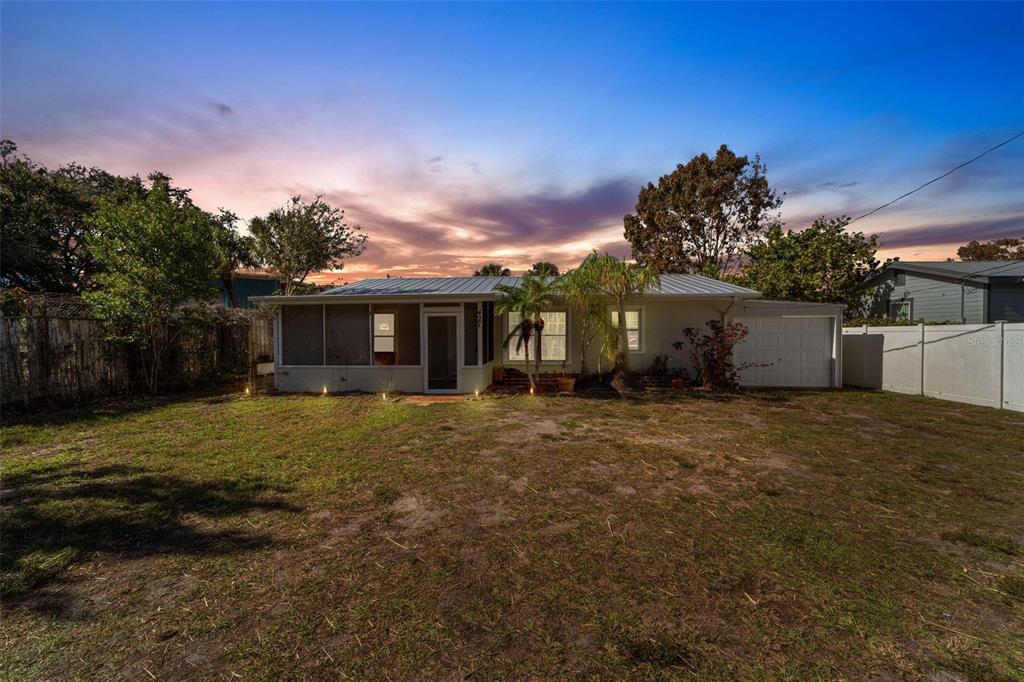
[719,296,740,323]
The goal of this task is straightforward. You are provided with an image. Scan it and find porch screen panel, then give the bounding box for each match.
[325,304,370,365]
[464,302,479,366]
[394,304,420,365]
[482,301,495,364]
[282,305,324,365]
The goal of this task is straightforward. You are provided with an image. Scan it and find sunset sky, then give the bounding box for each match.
[3,2,1022,282]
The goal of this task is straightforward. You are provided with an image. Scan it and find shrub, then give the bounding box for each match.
[673,320,753,390]
[844,317,962,327]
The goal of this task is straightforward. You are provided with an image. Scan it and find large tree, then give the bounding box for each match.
[250,195,367,295]
[212,209,258,307]
[956,237,1024,261]
[473,263,511,276]
[735,216,883,318]
[0,140,147,293]
[624,145,782,277]
[84,177,222,393]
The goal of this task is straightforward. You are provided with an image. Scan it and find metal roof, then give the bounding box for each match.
[878,260,1024,283]
[322,276,522,296]
[320,274,759,298]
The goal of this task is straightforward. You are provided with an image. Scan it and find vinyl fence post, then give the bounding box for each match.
[918,322,926,396]
[996,320,1006,410]
[862,324,869,388]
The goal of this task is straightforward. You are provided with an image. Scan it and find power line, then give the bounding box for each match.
[848,130,1024,225]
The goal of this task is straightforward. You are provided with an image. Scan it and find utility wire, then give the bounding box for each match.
[848,130,1024,225]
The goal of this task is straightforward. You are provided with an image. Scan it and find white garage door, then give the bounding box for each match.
[733,316,834,388]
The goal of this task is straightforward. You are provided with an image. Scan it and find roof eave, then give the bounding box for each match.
[252,291,762,306]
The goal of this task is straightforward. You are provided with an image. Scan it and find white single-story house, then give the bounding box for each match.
[252,275,843,394]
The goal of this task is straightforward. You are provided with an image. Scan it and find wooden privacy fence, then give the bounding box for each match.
[1,304,273,410]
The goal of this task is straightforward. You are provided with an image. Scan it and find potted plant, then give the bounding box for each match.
[556,360,576,393]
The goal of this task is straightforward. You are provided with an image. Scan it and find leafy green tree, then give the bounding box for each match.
[525,261,560,277]
[624,145,782,276]
[495,274,559,391]
[250,195,367,295]
[473,263,511,276]
[735,216,882,318]
[0,140,146,292]
[567,253,659,385]
[956,237,1024,261]
[212,209,258,307]
[84,178,221,393]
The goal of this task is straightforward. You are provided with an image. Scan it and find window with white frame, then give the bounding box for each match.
[373,313,395,352]
[507,311,566,362]
[888,299,912,321]
[610,309,641,351]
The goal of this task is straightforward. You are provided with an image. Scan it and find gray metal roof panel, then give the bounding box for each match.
[322,273,759,298]
[883,260,1024,281]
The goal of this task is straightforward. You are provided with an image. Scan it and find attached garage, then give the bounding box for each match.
[732,301,843,388]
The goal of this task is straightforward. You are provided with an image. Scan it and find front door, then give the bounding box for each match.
[425,313,460,392]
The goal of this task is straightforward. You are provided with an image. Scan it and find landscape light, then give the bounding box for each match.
[322,386,328,395]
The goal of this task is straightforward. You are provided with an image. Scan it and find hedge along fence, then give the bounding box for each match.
[1,294,273,410]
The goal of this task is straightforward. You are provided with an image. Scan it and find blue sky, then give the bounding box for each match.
[2,2,1022,278]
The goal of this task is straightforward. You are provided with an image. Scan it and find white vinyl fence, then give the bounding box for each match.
[842,322,1024,412]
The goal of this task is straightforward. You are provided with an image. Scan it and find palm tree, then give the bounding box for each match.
[569,252,659,379]
[495,274,559,391]
[525,261,560,277]
[474,263,511,276]
[560,265,609,376]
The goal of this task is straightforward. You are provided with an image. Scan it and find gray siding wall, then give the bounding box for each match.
[988,284,1024,322]
[872,271,987,323]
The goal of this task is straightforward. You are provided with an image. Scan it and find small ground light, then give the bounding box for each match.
[382,392,388,401]
[322,386,328,395]
[530,387,534,395]
[244,386,251,396]
[475,389,479,397]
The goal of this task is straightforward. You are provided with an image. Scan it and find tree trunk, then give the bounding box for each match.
[615,298,630,373]
[523,339,535,391]
[221,274,241,308]
[610,298,633,394]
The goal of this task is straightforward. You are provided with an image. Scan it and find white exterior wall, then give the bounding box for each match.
[270,297,844,394]
[842,322,1024,411]
[498,299,730,376]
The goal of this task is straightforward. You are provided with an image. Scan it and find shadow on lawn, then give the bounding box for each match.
[1,461,300,614]
[0,383,252,429]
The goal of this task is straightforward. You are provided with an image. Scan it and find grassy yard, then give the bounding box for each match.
[2,388,1023,680]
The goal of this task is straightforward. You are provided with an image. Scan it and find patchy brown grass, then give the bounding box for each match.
[2,388,1023,680]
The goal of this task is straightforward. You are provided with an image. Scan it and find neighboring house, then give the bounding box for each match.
[867,261,1024,324]
[253,275,843,394]
[213,270,281,308]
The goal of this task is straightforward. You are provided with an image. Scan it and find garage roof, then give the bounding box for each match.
[318,274,760,298]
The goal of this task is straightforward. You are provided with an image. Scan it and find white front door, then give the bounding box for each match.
[733,316,834,388]
[423,312,462,393]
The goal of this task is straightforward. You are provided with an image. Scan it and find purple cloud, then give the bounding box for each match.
[879,212,1024,248]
